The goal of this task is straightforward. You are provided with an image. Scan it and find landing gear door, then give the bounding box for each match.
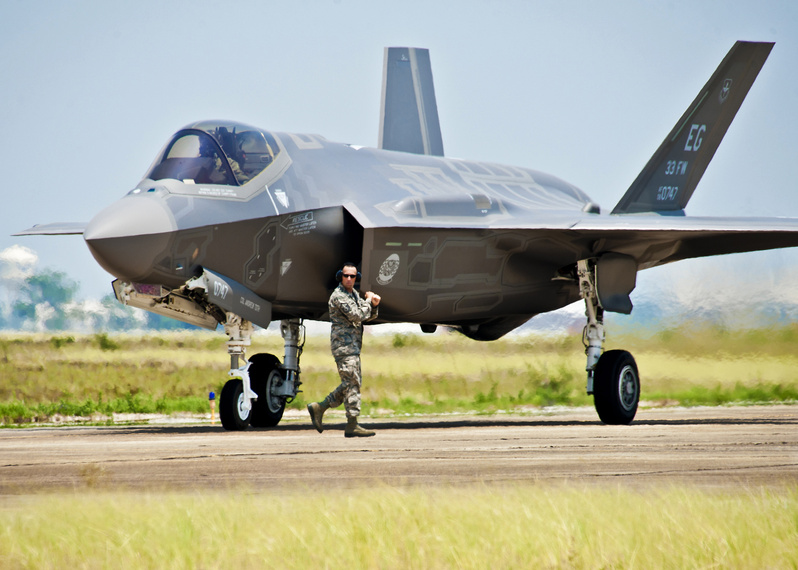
[595,253,637,315]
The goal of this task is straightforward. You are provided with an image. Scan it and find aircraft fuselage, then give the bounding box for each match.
[84,122,598,337]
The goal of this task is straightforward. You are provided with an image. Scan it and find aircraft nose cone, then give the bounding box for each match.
[84,195,176,282]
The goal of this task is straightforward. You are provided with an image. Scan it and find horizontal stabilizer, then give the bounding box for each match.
[13,222,87,236]
[378,47,444,156]
[612,41,773,215]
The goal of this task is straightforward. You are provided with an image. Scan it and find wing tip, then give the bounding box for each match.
[12,223,87,236]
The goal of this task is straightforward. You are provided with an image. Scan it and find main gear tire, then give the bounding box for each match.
[593,350,639,425]
[249,353,287,428]
[220,379,251,431]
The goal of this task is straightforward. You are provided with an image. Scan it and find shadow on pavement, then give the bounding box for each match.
[71,412,798,436]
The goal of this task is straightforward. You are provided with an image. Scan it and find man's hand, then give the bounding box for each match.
[365,292,381,306]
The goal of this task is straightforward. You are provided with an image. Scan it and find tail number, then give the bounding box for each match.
[684,124,706,151]
[213,281,229,300]
[657,186,679,201]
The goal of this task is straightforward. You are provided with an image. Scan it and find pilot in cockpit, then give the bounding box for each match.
[199,133,249,185]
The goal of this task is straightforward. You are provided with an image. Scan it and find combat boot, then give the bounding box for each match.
[307,401,329,433]
[345,416,375,438]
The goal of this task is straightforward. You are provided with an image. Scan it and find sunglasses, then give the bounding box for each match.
[342,274,357,279]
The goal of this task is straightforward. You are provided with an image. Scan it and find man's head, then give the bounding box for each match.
[339,263,358,292]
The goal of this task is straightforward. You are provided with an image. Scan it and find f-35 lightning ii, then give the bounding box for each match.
[18,42,798,429]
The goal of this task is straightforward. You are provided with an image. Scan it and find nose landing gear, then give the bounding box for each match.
[219,315,304,431]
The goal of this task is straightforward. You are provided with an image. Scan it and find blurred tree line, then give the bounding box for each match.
[1,269,199,332]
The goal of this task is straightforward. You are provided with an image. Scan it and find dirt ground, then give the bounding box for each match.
[1,405,797,492]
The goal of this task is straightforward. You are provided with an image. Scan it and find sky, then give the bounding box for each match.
[2,0,797,324]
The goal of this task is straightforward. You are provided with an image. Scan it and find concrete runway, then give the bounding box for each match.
[1,405,797,492]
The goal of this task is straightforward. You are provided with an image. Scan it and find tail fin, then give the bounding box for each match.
[378,47,444,156]
[611,41,773,215]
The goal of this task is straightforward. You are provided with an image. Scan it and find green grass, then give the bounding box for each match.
[2,325,798,425]
[3,329,797,567]
[0,485,796,568]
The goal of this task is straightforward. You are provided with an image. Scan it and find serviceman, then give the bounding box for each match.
[307,262,380,437]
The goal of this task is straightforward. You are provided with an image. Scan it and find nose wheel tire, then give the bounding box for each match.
[220,379,251,431]
[593,350,639,425]
[249,353,287,428]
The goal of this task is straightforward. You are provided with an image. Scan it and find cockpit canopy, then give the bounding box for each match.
[145,121,280,186]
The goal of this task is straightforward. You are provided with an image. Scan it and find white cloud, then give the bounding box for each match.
[0,244,38,281]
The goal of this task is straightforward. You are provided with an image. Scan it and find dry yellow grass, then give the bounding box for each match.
[0,485,796,568]
[2,326,797,425]
[2,330,796,567]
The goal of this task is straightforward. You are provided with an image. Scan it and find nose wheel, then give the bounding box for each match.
[218,315,303,431]
[248,354,287,428]
[220,378,251,430]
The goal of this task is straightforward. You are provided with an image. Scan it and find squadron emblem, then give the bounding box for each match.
[376,253,400,285]
[719,78,732,103]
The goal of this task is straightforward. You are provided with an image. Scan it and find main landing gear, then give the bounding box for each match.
[577,259,640,424]
[219,315,304,431]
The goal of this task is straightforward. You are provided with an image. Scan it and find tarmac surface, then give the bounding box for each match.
[1,405,797,492]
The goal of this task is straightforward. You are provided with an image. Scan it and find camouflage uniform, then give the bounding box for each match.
[322,283,378,418]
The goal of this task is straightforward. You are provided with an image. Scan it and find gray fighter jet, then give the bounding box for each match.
[17,42,798,429]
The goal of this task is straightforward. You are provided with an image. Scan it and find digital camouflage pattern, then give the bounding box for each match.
[325,283,379,418]
[328,283,378,359]
[322,355,362,417]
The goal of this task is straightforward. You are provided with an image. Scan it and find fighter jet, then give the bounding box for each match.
[17,42,798,430]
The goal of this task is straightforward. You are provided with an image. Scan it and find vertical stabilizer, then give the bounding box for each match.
[612,41,773,215]
[378,47,444,156]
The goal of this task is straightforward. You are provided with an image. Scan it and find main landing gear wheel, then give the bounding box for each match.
[220,378,251,431]
[249,353,286,428]
[593,350,639,425]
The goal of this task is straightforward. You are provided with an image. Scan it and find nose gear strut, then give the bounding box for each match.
[219,315,304,430]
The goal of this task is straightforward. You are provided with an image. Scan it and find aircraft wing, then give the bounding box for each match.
[348,199,798,272]
[568,215,798,268]
[13,222,86,236]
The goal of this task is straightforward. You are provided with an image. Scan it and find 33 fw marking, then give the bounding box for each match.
[665,160,688,175]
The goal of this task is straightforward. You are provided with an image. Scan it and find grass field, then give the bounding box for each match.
[1,485,796,568]
[2,327,797,568]
[2,324,798,425]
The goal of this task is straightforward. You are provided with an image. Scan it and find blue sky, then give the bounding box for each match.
[2,0,797,310]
